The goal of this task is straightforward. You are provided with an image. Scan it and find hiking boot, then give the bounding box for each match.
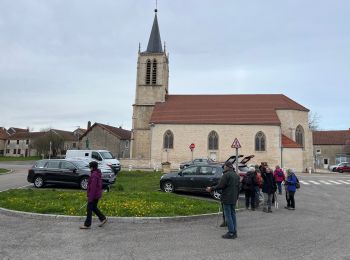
[219,222,227,227]
[268,208,272,213]
[222,233,237,239]
[99,218,108,227]
[288,207,295,210]
[251,208,256,211]
[263,208,268,213]
[79,225,91,230]
[284,206,290,210]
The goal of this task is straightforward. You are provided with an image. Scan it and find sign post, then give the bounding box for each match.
[189,143,195,162]
[231,138,242,173]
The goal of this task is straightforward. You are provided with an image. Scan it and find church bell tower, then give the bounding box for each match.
[131,9,169,159]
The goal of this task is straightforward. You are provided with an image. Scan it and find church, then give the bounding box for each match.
[130,10,313,172]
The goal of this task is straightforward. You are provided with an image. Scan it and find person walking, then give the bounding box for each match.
[261,167,277,213]
[206,161,240,239]
[273,165,285,195]
[242,167,257,211]
[80,161,108,229]
[284,169,298,210]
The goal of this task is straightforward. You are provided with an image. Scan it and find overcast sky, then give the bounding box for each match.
[0,0,349,132]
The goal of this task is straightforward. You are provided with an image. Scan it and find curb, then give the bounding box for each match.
[0,207,244,224]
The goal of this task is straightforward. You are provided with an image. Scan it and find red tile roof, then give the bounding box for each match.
[150,94,309,125]
[282,134,302,148]
[0,128,10,140]
[313,130,350,145]
[81,123,131,140]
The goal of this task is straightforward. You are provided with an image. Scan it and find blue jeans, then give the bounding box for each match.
[223,204,237,234]
[277,182,282,194]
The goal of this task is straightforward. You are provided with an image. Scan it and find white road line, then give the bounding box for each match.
[319,180,331,185]
[299,181,310,185]
[309,181,321,185]
[328,180,342,185]
[337,180,350,184]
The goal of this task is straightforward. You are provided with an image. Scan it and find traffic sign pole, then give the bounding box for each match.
[231,138,242,174]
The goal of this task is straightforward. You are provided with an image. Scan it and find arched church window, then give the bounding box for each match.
[163,130,174,149]
[295,125,304,147]
[208,131,219,150]
[146,60,151,85]
[152,59,157,84]
[255,131,266,151]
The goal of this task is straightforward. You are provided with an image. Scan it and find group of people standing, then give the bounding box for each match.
[207,161,299,239]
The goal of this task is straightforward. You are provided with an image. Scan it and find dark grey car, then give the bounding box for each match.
[160,164,223,200]
[27,159,116,190]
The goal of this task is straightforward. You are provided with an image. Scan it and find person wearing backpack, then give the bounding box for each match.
[284,169,298,210]
[242,167,257,210]
[261,167,277,213]
[273,165,285,195]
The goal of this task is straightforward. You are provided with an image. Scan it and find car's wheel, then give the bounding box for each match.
[211,190,221,200]
[162,181,174,193]
[33,175,44,188]
[338,169,343,173]
[80,177,89,190]
[332,168,337,172]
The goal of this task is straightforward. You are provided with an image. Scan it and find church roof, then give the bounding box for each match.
[313,130,350,145]
[150,94,309,125]
[145,12,163,53]
[282,134,302,148]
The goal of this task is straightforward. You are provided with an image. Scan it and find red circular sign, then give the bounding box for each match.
[189,143,195,150]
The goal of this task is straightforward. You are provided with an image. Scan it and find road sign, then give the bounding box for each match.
[231,138,241,149]
[189,143,195,151]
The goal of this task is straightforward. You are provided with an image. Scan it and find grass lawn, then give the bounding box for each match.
[0,170,220,217]
[0,156,41,161]
[0,168,10,174]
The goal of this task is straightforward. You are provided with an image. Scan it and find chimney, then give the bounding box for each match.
[87,121,91,129]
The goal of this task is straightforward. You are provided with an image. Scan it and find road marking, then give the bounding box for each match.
[309,181,320,185]
[328,180,341,185]
[299,181,310,185]
[338,180,350,184]
[319,180,331,185]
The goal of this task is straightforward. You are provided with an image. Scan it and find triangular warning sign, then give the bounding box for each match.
[231,138,241,149]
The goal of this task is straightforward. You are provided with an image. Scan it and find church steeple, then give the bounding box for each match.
[146,9,163,53]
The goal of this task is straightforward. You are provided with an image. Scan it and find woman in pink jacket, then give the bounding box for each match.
[273,165,285,195]
[80,161,107,229]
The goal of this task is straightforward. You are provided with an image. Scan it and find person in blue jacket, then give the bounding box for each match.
[284,169,298,210]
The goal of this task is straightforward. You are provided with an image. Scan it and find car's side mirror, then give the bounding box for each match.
[72,168,77,173]
[178,172,183,176]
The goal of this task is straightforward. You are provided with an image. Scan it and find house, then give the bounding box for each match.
[313,130,350,169]
[129,10,314,172]
[80,123,131,159]
[0,127,10,156]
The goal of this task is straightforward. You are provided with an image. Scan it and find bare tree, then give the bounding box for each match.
[308,112,321,131]
[32,130,64,158]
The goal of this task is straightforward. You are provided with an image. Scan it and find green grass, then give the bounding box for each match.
[0,156,41,161]
[0,168,10,174]
[0,170,220,217]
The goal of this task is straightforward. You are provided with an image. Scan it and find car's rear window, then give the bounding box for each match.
[34,160,47,168]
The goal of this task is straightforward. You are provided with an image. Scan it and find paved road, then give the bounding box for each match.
[0,169,350,259]
[0,162,33,191]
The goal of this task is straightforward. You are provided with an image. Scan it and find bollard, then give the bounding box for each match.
[128,165,132,172]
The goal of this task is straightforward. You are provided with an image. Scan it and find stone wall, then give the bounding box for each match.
[150,124,282,169]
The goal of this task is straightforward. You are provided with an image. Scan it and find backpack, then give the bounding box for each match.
[243,173,254,189]
[256,173,263,187]
[295,176,300,189]
[277,170,284,177]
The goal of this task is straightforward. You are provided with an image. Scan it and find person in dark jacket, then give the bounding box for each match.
[242,167,257,211]
[261,167,277,213]
[206,161,240,239]
[284,169,298,210]
[80,161,108,229]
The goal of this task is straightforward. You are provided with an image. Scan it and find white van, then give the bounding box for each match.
[65,150,121,173]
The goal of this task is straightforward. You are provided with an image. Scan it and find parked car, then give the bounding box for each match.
[65,149,121,174]
[329,162,349,172]
[335,163,350,173]
[27,159,116,190]
[160,164,223,200]
[179,158,218,169]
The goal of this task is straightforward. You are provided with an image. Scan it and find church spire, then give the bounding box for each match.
[146,9,163,53]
